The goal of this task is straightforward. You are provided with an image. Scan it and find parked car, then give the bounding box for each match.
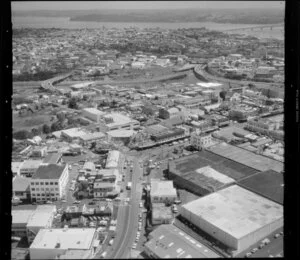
[109,239,114,246]
[274,233,280,238]
[89,201,96,205]
[132,243,137,249]
[46,200,53,204]
[245,252,252,258]
[73,201,80,204]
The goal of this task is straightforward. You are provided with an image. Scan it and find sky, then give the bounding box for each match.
[12,1,285,11]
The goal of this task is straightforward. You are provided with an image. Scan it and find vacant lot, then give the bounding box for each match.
[13,113,54,131]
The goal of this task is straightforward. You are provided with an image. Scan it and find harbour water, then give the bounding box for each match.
[12,16,284,40]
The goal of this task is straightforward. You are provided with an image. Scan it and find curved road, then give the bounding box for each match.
[194,65,284,90]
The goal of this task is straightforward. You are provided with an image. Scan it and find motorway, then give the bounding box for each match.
[194,65,284,90]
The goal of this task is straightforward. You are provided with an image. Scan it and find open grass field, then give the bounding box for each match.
[13,113,54,131]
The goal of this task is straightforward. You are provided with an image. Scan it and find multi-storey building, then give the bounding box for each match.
[190,133,213,149]
[30,164,69,202]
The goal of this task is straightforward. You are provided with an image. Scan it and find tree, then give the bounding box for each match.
[68,97,78,109]
[90,142,97,150]
[42,124,51,134]
[13,130,32,140]
[57,112,65,122]
[219,90,227,101]
[51,121,62,132]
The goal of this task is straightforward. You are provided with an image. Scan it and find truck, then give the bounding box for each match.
[126,182,132,190]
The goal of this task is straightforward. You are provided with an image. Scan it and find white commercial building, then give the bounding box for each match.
[107,129,136,143]
[150,179,177,204]
[20,160,43,177]
[30,164,69,202]
[61,128,88,142]
[105,150,121,169]
[12,161,24,176]
[12,209,35,237]
[29,228,99,259]
[79,132,105,146]
[190,133,213,149]
[26,205,56,243]
[82,107,105,123]
[180,185,283,255]
[98,113,140,132]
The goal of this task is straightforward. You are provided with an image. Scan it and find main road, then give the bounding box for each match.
[108,155,144,259]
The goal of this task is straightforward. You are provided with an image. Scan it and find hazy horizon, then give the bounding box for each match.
[12,1,285,11]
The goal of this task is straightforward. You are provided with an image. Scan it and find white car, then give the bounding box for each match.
[109,239,114,246]
[139,202,143,208]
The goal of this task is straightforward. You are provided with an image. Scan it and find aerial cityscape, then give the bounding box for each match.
[11,1,284,259]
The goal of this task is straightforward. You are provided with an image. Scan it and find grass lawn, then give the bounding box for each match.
[13,114,53,130]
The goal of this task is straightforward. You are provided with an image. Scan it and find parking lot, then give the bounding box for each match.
[236,228,284,258]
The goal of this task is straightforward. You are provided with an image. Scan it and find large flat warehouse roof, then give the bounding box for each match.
[30,228,96,250]
[182,185,283,239]
[238,170,284,205]
[169,150,258,181]
[207,142,283,173]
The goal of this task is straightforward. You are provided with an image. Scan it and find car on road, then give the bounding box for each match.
[125,198,130,202]
[89,201,96,205]
[139,202,143,208]
[172,205,178,213]
[73,201,80,204]
[251,248,258,254]
[100,251,107,258]
[61,200,67,203]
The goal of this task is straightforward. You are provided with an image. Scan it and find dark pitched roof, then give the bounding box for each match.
[42,153,62,164]
[237,170,283,205]
[32,164,66,180]
[13,176,31,192]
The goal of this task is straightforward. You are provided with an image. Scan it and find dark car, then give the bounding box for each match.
[89,201,96,205]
